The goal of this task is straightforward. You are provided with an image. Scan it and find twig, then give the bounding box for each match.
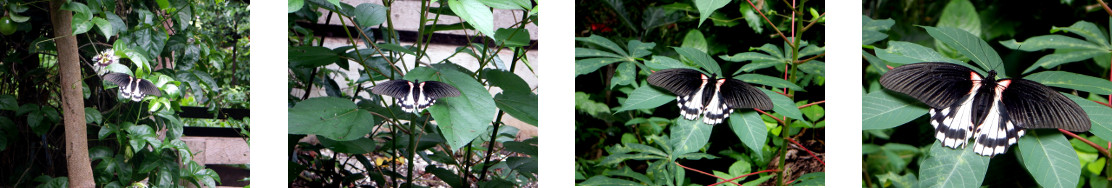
[794,53,825,64]
[796,100,825,109]
[785,137,824,165]
[755,109,785,125]
[673,162,742,186]
[743,0,795,48]
[1098,0,1112,16]
[1059,128,1112,158]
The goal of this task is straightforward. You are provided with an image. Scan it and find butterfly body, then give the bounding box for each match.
[371,80,461,114]
[103,73,161,102]
[648,69,772,125]
[880,62,1090,156]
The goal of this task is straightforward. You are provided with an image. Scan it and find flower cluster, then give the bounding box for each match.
[91,49,119,76]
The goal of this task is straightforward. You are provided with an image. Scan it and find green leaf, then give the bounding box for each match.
[673,47,721,76]
[62,2,93,35]
[922,26,1003,76]
[862,91,929,130]
[1000,35,1103,51]
[693,0,729,27]
[84,107,102,125]
[288,97,377,141]
[289,46,341,68]
[1023,71,1112,95]
[575,58,624,76]
[576,35,628,57]
[793,172,825,186]
[645,56,692,70]
[410,66,497,151]
[877,172,916,188]
[719,52,779,64]
[1023,50,1107,74]
[574,48,622,58]
[447,0,495,38]
[610,62,635,88]
[1052,21,1109,49]
[761,89,803,121]
[614,84,672,113]
[319,137,377,154]
[669,118,713,157]
[876,41,964,65]
[1017,130,1081,188]
[353,3,387,27]
[918,142,991,188]
[801,103,824,122]
[1067,95,1112,144]
[735,74,804,91]
[477,0,530,10]
[289,0,305,13]
[863,16,895,45]
[681,30,707,53]
[738,3,763,33]
[627,40,656,59]
[0,95,16,111]
[92,17,114,38]
[936,0,980,38]
[729,111,766,155]
[494,28,531,47]
[494,93,537,126]
[579,175,641,186]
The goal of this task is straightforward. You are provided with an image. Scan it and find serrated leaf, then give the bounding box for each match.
[876,41,964,65]
[1023,50,1107,74]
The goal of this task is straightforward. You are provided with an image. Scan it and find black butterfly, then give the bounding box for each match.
[880,62,1090,156]
[370,80,461,114]
[103,73,162,102]
[647,68,773,125]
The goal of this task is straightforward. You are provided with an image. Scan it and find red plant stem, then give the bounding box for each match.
[797,100,825,109]
[1096,100,1112,108]
[674,162,742,186]
[1099,0,1112,17]
[786,137,824,165]
[783,64,789,94]
[1059,128,1112,158]
[707,169,781,186]
[755,109,785,125]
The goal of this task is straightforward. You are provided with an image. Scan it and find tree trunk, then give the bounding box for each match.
[50,0,95,186]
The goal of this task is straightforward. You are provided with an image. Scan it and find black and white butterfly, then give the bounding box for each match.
[370,80,461,114]
[880,62,1090,156]
[103,73,162,102]
[647,68,773,125]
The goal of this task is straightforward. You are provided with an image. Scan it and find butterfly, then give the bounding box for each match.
[370,80,461,114]
[880,62,1090,156]
[103,73,162,102]
[647,68,773,125]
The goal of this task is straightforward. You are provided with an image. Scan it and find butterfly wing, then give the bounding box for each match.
[1000,79,1091,132]
[370,80,414,98]
[419,81,461,99]
[137,79,161,97]
[103,73,132,87]
[719,78,773,110]
[648,69,709,120]
[880,62,978,109]
[882,62,983,150]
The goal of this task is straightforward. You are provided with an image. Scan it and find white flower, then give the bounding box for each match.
[92,49,119,76]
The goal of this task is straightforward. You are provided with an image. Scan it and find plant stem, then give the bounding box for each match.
[479,110,507,181]
[407,115,419,188]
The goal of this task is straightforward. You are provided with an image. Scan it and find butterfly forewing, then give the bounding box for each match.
[1000,79,1091,131]
[880,63,975,109]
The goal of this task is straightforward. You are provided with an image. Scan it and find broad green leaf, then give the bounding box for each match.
[92,17,114,38]
[863,49,889,74]
[289,46,341,68]
[669,118,713,157]
[761,89,803,121]
[579,175,641,186]
[738,3,762,33]
[735,74,804,91]
[801,103,824,122]
[719,52,779,64]
[645,56,692,70]
[794,172,825,186]
[62,2,93,35]
[674,47,721,76]
[494,93,538,126]
[1023,50,1107,74]
[574,48,622,58]
[627,40,656,59]
[878,172,917,188]
[1000,35,1103,51]
[494,28,531,47]
[862,91,928,130]
[681,30,707,52]
[922,26,1004,76]
[576,92,613,121]
[610,62,635,88]
[918,142,991,188]
[575,58,624,76]
[1052,21,1110,49]
[936,0,980,38]
[729,111,766,155]
[576,35,628,57]
[0,95,16,111]
[288,97,377,141]
[1024,71,1112,95]
[614,84,672,113]
[289,0,305,13]
[477,0,529,10]
[863,15,895,45]
[354,3,387,27]
[319,137,377,154]
[693,0,729,27]
[411,66,497,151]
[876,41,963,65]
[1067,94,1112,143]
[1017,130,1080,188]
[84,107,102,125]
[447,0,495,38]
